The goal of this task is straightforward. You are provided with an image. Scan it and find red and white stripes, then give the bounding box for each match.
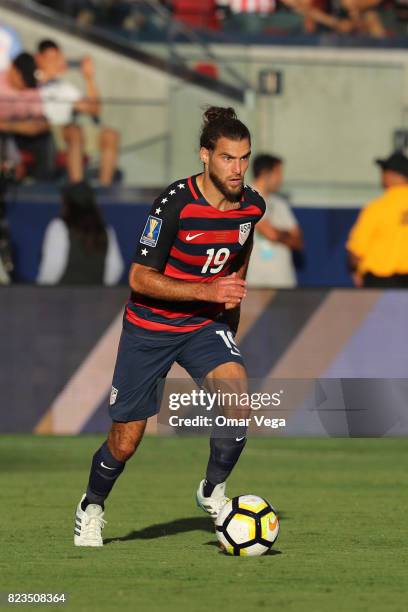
[224,0,276,13]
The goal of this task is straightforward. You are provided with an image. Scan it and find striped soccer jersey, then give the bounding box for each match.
[128,174,266,332]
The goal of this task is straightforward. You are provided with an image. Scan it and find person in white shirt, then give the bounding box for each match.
[246,154,303,288]
[35,39,119,186]
[37,181,124,285]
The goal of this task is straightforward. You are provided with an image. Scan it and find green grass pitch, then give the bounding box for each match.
[1,435,407,612]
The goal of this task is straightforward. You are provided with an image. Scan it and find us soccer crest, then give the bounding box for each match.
[140,215,162,247]
[239,222,251,245]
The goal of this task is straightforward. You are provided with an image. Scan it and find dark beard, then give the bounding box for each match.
[209,170,244,203]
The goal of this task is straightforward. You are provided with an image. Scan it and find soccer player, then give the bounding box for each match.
[73,106,266,546]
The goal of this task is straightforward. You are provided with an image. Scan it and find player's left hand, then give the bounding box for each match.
[225,273,246,309]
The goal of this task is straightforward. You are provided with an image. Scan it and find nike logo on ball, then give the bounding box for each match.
[100,462,116,470]
[268,516,279,531]
[185,232,205,241]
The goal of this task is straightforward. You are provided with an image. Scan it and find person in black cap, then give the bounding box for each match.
[37,181,124,285]
[346,151,408,287]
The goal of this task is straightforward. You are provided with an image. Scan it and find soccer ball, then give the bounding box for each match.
[215,495,279,556]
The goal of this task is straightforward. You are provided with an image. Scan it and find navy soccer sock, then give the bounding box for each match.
[204,436,247,495]
[83,441,125,509]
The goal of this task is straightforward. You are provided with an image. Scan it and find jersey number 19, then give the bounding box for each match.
[201,248,230,274]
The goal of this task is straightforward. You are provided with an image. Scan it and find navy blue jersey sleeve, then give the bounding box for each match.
[249,187,266,221]
[244,184,266,222]
[133,187,185,272]
[257,196,266,220]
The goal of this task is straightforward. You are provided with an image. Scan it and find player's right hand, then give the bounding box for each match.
[206,273,247,305]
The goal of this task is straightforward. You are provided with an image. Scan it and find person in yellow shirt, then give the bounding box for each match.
[346,151,408,287]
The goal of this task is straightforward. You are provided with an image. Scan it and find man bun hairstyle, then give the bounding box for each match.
[203,106,237,124]
[200,106,251,151]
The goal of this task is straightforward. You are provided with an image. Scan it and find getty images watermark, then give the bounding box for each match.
[157,380,292,436]
[158,378,408,437]
[167,388,286,430]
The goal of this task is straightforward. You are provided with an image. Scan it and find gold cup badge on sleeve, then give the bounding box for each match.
[147,217,159,240]
[141,215,162,246]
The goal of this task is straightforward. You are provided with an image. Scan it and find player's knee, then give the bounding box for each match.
[205,363,248,400]
[109,434,140,462]
[63,124,83,143]
[207,361,246,380]
[111,441,136,462]
[108,420,146,462]
[100,127,119,148]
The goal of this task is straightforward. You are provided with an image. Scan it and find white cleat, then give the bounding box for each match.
[74,494,106,547]
[196,480,230,520]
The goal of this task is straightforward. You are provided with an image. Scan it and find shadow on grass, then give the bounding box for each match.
[105,511,287,546]
[104,516,213,544]
[203,541,282,556]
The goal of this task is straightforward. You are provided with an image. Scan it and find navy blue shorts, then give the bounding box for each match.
[109,319,245,422]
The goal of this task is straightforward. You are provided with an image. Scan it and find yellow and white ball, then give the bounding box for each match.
[215,494,279,556]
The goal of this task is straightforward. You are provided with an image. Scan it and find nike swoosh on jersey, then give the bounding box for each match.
[185,232,205,241]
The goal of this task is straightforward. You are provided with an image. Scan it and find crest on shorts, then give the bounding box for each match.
[239,222,251,245]
[140,215,162,247]
[110,386,118,406]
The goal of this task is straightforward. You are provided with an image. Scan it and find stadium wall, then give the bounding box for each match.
[1,287,407,436]
[159,43,408,195]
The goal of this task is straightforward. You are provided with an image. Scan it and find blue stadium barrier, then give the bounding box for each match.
[7,197,359,286]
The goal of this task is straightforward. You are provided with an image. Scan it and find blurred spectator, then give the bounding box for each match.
[0,22,22,70]
[36,0,99,25]
[218,0,331,36]
[32,0,406,37]
[340,0,386,36]
[282,0,388,36]
[37,181,124,285]
[173,0,220,29]
[0,53,54,180]
[0,52,42,120]
[347,152,408,288]
[217,0,276,13]
[219,0,391,36]
[36,39,120,186]
[36,0,161,29]
[246,154,303,288]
